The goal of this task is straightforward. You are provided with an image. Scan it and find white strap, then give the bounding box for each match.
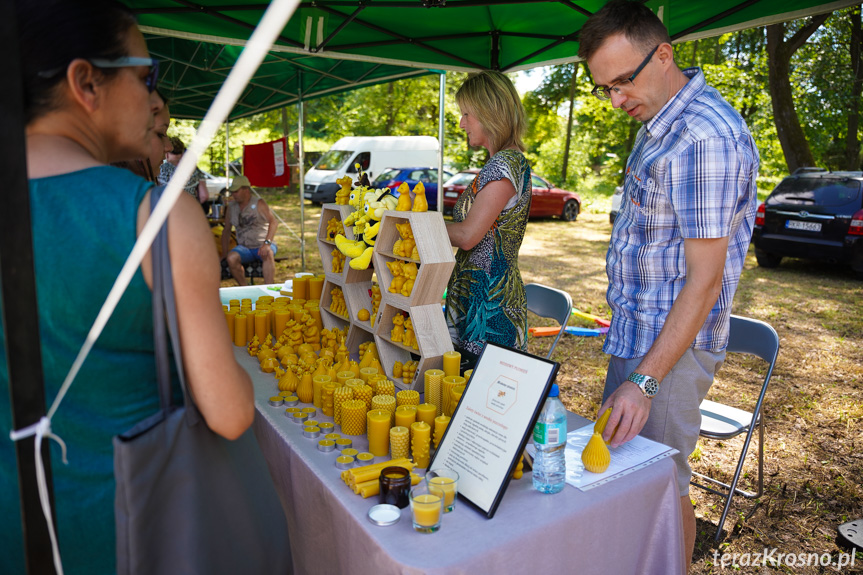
[7,0,302,570]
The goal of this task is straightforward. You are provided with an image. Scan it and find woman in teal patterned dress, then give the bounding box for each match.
[446,71,531,355]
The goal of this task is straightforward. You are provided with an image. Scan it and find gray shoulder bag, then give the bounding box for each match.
[113,186,292,575]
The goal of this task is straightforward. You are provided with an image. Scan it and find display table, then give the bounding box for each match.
[236,348,686,575]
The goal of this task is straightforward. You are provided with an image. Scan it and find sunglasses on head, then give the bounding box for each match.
[37,57,160,93]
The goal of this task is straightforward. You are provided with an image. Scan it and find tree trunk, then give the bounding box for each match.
[691,39,699,67]
[766,16,830,173]
[561,63,578,182]
[385,82,395,135]
[845,6,862,170]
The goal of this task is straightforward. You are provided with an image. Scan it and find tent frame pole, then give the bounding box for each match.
[298,71,306,273]
[437,71,446,212]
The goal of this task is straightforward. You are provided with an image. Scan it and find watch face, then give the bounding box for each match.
[643,379,659,397]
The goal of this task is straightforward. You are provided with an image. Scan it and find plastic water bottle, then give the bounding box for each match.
[532,383,567,494]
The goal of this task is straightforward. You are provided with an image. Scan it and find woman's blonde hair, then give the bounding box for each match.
[456,71,526,153]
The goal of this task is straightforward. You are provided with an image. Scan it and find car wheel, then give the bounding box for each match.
[754,248,782,268]
[562,200,580,221]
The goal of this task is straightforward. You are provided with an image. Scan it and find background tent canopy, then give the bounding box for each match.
[132,0,856,74]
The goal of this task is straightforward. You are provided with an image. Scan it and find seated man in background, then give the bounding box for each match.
[221,175,279,285]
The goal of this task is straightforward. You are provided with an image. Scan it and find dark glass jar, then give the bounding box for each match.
[378,466,411,509]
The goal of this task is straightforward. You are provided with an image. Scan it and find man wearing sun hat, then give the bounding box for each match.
[221,175,279,285]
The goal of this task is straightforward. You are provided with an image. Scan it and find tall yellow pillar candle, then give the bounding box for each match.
[293,276,308,300]
[309,307,323,332]
[340,400,367,436]
[245,311,255,342]
[313,375,331,408]
[442,350,461,378]
[321,382,338,417]
[442,376,465,417]
[308,276,324,300]
[274,309,291,339]
[389,426,410,459]
[395,405,417,430]
[396,389,420,407]
[410,421,431,469]
[366,410,391,457]
[333,386,354,425]
[233,313,247,346]
[424,369,444,416]
[433,415,451,448]
[255,311,269,342]
[224,309,236,340]
[416,403,437,428]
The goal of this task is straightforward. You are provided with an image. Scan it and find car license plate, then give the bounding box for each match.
[304,193,312,199]
[444,192,458,198]
[786,220,821,232]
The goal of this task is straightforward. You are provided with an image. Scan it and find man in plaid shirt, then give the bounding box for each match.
[579,0,759,567]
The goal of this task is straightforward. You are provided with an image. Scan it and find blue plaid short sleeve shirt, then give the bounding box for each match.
[604,68,760,359]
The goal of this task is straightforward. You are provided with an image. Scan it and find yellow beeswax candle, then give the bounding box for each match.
[395,405,417,431]
[433,415,450,448]
[451,384,465,414]
[293,276,308,300]
[340,400,367,436]
[244,311,255,342]
[424,369,444,416]
[322,382,338,417]
[225,309,236,340]
[274,309,291,339]
[308,276,324,300]
[325,433,341,441]
[229,299,240,309]
[396,389,420,407]
[410,421,431,469]
[371,394,396,420]
[318,422,335,434]
[309,307,323,332]
[441,376,465,417]
[411,493,442,527]
[375,379,395,397]
[389,426,410,459]
[337,371,354,386]
[463,369,473,382]
[366,410,391,457]
[313,375,331,408]
[428,476,457,509]
[232,313,247,346]
[359,366,379,383]
[442,350,461,378]
[354,384,374,411]
[333,386,354,425]
[416,403,437,428]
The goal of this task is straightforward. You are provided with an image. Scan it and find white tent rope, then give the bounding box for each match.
[8,0,302,570]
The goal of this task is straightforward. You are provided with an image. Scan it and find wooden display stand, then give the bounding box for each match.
[316,205,455,388]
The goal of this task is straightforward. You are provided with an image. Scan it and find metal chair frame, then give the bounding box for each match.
[690,314,780,541]
[524,283,572,359]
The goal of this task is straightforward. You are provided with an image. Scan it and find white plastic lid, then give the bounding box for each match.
[367,504,401,526]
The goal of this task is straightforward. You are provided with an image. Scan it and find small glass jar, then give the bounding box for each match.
[379,466,411,509]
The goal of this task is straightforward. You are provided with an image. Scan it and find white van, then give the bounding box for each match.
[303,136,439,203]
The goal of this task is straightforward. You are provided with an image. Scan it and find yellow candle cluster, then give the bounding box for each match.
[424,369,445,416]
[433,415,450,448]
[340,458,419,498]
[389,426,410,459]
[396,389,420,407]
[410,421,431,469]
[333,386,354,425]
[340,400,367,436]
[442,376,465,417]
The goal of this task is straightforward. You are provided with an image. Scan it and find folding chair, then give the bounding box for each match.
[691,315,780,541]
[524,283,572,359]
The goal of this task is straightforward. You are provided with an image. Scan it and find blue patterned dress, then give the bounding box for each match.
[445,149,531,354]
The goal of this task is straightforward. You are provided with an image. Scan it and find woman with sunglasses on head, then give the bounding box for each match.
[1,1,253,573]
[445,70,532,359]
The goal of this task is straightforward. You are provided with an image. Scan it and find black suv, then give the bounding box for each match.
[752,169,863,277]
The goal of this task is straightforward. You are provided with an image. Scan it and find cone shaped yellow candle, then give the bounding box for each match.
[367,410,391,457]
[582,432,611,473]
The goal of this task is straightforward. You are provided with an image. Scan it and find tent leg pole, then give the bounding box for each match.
[298,72,305,273]
[437,71,446,212]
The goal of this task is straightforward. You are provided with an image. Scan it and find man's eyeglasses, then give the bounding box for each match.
[37,57,160,93]
[591,45,659,101]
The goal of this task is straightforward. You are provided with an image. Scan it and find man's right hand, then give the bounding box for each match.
[598,381,651,448]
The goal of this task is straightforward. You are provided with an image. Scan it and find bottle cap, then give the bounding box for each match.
[549,384,559,397]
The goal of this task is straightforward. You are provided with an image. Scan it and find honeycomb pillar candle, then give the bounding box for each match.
[389,426,410,459]
[322,382,338,417]
[410,421,431,469]
[233,313,247,346]
[359,366,379,384]
[340,400,367,436]
[433,415,450,448]
[375,379,395,397]
[313,375,331,408]
[424,369,444,416]
[274,309,291,339]
[442,351,461,378]
[367,410,391,457]
[225,309,236,340]
[441,376,465,417]
[416,403,437,428]
[394,405,417,430]
[396,389,420,408]
[371,394,396,420]
[308,276,324,300]
[333,386,354,425]
[354,384,374,412]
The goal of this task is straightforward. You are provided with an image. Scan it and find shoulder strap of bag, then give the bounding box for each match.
[150,186,202,424]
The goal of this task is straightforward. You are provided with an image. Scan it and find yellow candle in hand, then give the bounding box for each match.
[442,350,461,378]
[416,403,437,428]
[366,410,391,457]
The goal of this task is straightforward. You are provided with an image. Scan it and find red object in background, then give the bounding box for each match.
[242,138,291,187]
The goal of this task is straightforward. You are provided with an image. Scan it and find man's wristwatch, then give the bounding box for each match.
[627,372,659,398]
[264,239,272,245]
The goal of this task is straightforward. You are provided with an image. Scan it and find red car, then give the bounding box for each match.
[442,170,582,221]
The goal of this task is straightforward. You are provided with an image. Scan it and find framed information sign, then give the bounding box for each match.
[427,342,559,518]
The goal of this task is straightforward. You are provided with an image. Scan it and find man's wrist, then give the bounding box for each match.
[263,239,272,245]
[627,372,659,398]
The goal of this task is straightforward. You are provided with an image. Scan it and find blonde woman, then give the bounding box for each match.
[445,71,531,356]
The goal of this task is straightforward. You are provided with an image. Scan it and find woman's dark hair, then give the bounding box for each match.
[15,0,138,123]
[169,137,186,156]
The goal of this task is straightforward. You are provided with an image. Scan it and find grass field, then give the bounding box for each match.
[243,188,863,573]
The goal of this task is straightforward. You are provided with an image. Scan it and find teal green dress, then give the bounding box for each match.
[0,166,166,575]
[445,149,531,354]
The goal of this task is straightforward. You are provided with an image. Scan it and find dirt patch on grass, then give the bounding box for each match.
[255,193,863,571]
